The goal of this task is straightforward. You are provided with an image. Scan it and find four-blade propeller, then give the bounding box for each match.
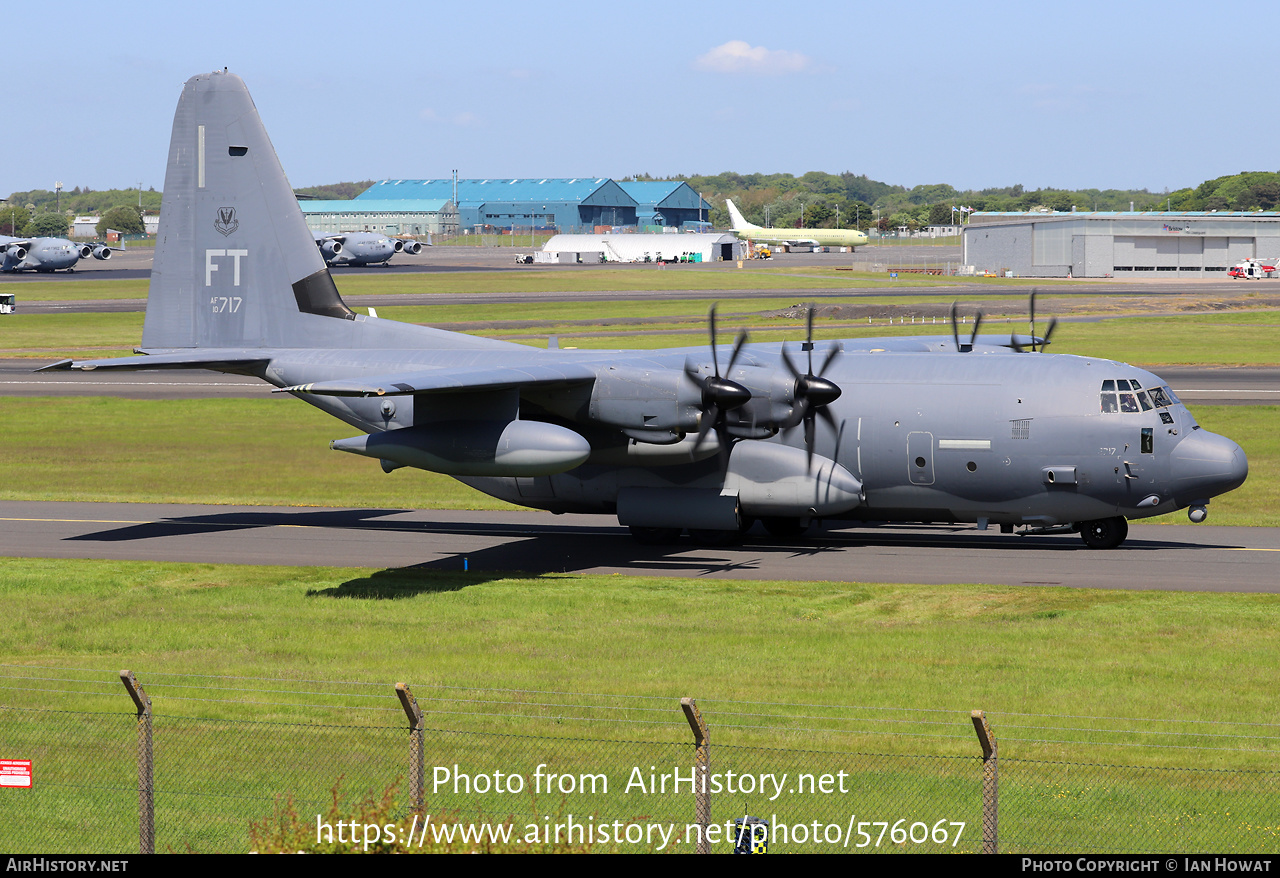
[684,305,752,462]
[781,305,843,469]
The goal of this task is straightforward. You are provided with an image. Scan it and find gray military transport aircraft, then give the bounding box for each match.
[42,71,1249,549]
[313,231,424,267]
[1,235,115,272]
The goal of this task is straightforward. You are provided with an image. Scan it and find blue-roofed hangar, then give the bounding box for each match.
[963,211,1280,277]
[358,178,713,234]
[360,179,635,234]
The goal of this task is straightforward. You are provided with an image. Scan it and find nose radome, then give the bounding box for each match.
[1169,430,1248,505]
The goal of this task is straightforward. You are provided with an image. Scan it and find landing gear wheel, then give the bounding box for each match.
[1078,516,1128,549]
[688,528,741,547]
[629,526,681,545]
[762,517,811,538]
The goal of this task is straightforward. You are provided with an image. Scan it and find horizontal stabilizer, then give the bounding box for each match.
[40,350,271,372]
[276,362,598,397]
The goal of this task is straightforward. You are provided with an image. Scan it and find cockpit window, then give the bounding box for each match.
[1102,379,1179,413]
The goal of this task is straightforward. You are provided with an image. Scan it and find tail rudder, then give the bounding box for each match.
[142,70,356,351]
[725,199,758,231]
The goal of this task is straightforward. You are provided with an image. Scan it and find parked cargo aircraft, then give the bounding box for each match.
[1,235,114,272]
[43,71,1248,549]
[313,231,423,267]
[725,199,869,250]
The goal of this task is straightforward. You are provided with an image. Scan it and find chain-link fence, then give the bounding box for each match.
[2,667,1279,854]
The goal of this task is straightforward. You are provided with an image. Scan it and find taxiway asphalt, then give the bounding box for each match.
[0,501,1274,592]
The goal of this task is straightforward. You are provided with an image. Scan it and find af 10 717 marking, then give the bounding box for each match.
[44,71,1248,550]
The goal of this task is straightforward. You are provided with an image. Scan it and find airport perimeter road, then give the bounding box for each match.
[0,501,1276,592]
[3,359,1275,404]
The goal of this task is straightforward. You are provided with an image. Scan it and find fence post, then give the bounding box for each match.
[680,697,710,854]
[396,683,424,814]
[119,670,153,855]
[971,710,998,854]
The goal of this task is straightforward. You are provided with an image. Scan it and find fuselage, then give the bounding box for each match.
[262,337,1246,530]
[317,232,398,266]
[0,236,90,272]
[729,225,870,249]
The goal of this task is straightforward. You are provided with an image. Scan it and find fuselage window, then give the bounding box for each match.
[1148,386,1171,408]
[1119,392,1140,413]
[1137,391,1153,411]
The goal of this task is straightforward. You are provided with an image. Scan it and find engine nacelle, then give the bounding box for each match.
[5,245,27,260]
[724,441,863,517]
[587,366,703,435]
[401,240,423,255]
[319,240,342,258]
[330,420,591,477]
[76,244,94,258]
[91,245,112,260]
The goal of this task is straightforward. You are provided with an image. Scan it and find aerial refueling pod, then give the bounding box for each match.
[91,245,112,260]
[614,442,863,532]
[331,420,591,477]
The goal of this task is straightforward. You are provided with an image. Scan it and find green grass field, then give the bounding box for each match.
[4,558,1280,853]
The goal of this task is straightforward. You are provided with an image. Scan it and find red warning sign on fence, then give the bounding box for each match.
[1,760,32,788]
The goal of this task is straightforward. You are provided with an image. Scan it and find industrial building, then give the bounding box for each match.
[357,179,636,233]
[540,233,741,263]
[963,211,1280,277]
[617,181,713,230]
[300,199,456,237]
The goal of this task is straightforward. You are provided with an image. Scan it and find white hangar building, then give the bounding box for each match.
[962,211,1280,277]
[540,233,742,263]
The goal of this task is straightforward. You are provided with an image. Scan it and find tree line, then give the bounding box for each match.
[8,171,1279,238]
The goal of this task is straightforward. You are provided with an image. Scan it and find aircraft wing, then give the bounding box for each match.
[276,362,599,397]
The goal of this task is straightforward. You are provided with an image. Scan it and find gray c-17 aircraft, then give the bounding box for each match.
[313,231,424,267]
[42,71,1249,549]
[1,235,115,272]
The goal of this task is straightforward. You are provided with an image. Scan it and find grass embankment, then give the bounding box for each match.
[7,559,1279,853]
[2,557,1278,763]
[6,305,1280,364]
[0,398,1274,524]
[1,263,1057,305]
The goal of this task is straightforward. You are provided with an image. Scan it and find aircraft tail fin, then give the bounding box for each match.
[725,199,759,231]
[142,70,359,351]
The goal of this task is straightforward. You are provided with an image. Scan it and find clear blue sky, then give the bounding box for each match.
[5,0,1275,198]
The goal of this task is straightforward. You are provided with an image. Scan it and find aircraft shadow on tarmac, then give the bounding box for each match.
[63,509,1244,596]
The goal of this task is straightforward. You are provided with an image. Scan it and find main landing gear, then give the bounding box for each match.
[1076,516,1128,549]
